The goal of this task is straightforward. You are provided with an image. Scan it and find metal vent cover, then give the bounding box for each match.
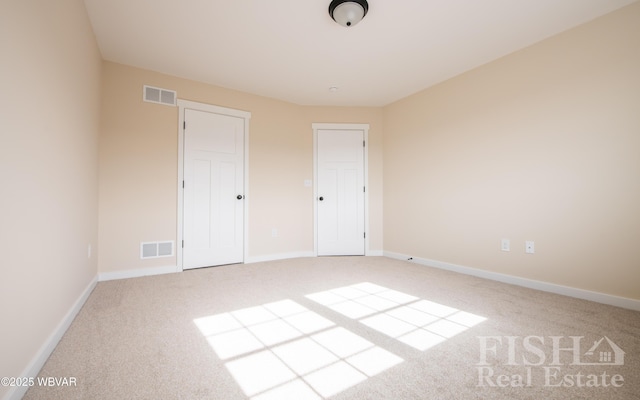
[143,85,176,106]
[140,241,174,259]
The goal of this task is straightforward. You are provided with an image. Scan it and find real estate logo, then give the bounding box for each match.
[476,336,625,388]
[582,336,625,365]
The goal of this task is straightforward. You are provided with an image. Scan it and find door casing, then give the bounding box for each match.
[312,123,370,256]
[177,99,251,270]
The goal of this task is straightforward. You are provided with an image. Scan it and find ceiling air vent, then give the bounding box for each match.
[143,85,176,106]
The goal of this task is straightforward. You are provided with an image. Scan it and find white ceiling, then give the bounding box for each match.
[84,0,637,107]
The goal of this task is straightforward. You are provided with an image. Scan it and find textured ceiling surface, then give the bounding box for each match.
[84,0,637,106]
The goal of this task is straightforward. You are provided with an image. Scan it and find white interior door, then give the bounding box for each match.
[316,129,365,256]
[183,108,244,269]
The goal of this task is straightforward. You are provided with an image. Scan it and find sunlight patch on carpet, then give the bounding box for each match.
[306,282,487,351]
[194,300,403,399]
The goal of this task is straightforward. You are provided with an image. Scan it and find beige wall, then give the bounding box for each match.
[0,0,101,397]
[383,3,640,300]
[99,63,384,273]
[3,3,638,394]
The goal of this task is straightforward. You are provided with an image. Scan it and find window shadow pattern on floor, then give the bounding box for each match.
[194,282,486,399]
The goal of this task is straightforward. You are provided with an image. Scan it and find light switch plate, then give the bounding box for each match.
[501,239,510,252]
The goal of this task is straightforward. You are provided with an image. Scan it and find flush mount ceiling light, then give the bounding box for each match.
[329,0,369,27]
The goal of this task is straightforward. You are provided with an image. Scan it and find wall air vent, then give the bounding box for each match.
[140,241,174,259]
[143,85,176,106]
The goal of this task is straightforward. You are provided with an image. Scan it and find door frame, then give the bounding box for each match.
[177,99,251,270]
[312,123,370,256]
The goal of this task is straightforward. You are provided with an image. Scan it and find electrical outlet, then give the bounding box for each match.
[501,239,510,252]
[271,228,278,238]
[88,244,92,259]
[525,241,535,254]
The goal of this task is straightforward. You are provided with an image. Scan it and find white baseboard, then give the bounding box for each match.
[245,251,316,264]
[5,276,97,400]
[383,251,640,312]
[99,251,377,278]
[98,265,180,282]
[246,250,382,263]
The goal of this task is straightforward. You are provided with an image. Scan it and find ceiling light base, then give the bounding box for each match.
[329,0,369,27]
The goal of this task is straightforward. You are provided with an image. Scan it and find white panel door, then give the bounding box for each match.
[317,129,365,256]
[183,108,244,269]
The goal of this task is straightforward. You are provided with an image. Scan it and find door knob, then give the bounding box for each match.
[319,196,324,201]
[237,195,243,200]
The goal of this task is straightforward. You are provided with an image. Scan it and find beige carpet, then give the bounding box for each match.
[24,257,640,399]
